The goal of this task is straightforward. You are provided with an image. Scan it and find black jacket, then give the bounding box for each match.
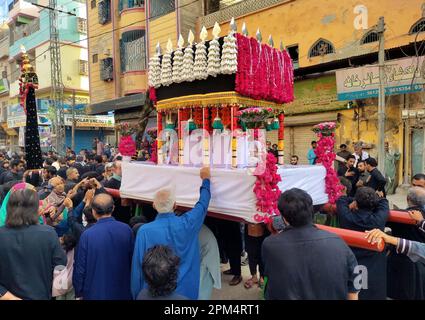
[262,224,358,300]
[0,225,66,300]
[336,196,389,300]
[366,168,387,196]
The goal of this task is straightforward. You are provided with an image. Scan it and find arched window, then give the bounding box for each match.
[308,38,335,58]
[360,30,379,44]
[409,18,425,34]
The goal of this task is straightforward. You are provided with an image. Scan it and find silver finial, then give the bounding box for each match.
[256,28,262,42]
[268,35,274,47]
[230,17,237,33]
[242,22,248,36]
[156,42,161,55]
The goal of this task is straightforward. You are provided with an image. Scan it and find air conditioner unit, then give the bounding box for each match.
[401,110,409,119]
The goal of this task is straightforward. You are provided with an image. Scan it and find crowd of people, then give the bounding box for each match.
[0,138,424,300]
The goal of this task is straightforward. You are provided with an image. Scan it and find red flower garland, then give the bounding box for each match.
[253,152,282,223]
[149,86,157,104]
[313,127,344,205]
[235,33,294,104]
[150,140,158,164]
[118,135,137,156]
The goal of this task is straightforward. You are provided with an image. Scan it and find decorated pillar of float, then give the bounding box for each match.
[157,111,163,164]
[19,46,43,170]
[278,113,285,165]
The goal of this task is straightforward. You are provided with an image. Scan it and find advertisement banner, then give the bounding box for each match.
[336,56,425,101]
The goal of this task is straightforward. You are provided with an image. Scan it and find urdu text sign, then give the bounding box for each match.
[336,56,425,101]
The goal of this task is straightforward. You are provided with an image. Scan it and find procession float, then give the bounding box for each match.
[115,20,412,251]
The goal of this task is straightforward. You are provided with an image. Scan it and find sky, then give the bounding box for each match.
[0,0,9,23]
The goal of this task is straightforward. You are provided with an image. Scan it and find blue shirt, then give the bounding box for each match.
[73,217,134,300]
[307,148,317,165]
[131,179,211,300]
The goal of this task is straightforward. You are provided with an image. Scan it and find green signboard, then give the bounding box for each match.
[285,74,346,115]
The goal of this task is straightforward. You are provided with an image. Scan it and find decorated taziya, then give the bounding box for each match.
[147,20,294,106]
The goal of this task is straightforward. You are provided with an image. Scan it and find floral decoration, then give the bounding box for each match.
[253,152,282,223]
[312,122,344,204]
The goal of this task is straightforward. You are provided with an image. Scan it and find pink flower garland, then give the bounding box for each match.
[118,135,137,157]
[313,123,344,204]
[253,152,282,223]
[235,33,294,104]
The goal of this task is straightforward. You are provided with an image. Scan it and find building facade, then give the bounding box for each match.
[3,0,115,152]
[199,0,425,186]
[86,0,202,138]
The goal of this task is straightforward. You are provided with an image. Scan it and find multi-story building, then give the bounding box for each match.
[86,0,202,137]
[5,0,115,152]
[0,23,12,148]
[199,0,425,187]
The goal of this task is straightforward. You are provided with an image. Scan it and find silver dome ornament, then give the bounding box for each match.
[256,28,262,42]
[268,35,274,47]
[230,17,237,33]
[280,40,285,51]
[242,22,248,36]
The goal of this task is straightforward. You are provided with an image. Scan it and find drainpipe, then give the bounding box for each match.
[112,0,120,98]
[401,93,410,188]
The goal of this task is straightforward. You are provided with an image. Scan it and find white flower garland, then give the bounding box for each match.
[148,55,161,88]
[220,32,238,74]
[181,45,195,82]
[207,38,221,77]
[172,48,184,83]
[160,52,173,86]
[193,41,208,80]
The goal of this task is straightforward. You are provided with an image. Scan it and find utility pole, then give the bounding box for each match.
[71,89,76,151]
[49,0,65,155]
[377,16,386,174]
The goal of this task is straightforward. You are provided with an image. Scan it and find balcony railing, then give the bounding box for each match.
[119,0,144,12]
[120,30,146,72]
[10,18,40,45]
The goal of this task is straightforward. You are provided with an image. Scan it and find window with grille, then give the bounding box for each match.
[79,60,89,76]
[92,54,98,63]
[77,18,87,34]
[120,30,146,72]
[360,31,378,44]
[98,0,111,25]
[308,39,335,58]
[91,0,96,9]
[100,57,113,81]
[119,0,144,11]
[150,0,175,19]
[409,18,425,34]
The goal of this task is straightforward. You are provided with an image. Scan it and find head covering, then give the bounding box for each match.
[0,183,36,227]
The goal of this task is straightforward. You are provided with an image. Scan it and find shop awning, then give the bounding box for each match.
[1,123,17,136]
[86,93,146,115]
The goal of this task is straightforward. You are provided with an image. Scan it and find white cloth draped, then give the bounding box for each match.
[120,162,328,223]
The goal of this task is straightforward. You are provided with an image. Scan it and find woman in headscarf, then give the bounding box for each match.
[0,182,37,227]
[0,186,66,300]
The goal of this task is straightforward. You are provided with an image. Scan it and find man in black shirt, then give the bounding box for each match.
[0,160,23,184]
[365,157,387,197]
[262,188,359,300]
[57,157,69,180]
[337,155,359,196]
